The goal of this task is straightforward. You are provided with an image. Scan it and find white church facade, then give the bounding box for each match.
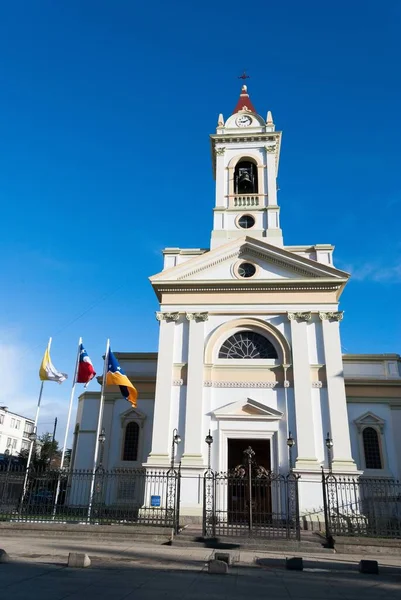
[72,85,401,518]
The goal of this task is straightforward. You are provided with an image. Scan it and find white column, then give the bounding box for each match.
[181,312,207,467]
[319,312,357,472]
[146,312,178,466]
[287,312,320,471]
[266,151,277,205]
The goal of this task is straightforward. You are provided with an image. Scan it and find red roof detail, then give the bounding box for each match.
[233,85,257,114]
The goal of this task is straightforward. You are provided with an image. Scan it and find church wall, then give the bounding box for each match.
[390,408,401,478]
[73,395,101,470]
[105,398,155,469]
[307,316,325,365]
[173,318,189,364]
[311,388,325,464]
[347,402,399,478]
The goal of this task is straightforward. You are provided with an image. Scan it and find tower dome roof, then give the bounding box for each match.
[233,84,257,114]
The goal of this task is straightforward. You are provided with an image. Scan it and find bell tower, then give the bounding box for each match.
[210,85,283,249]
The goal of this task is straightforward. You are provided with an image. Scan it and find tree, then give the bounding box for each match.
[18,432,61,469]
[62,448,72,468]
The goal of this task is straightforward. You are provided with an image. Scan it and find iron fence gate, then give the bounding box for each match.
[203,467,300,539]
[0,465,180,530]
[322,472,401,539]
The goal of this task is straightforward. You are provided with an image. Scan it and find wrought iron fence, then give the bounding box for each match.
[0,465,180,530]
[322,473,401,539]
[203,469,300,540]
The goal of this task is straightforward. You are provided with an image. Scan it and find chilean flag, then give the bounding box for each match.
[77,343,96,386]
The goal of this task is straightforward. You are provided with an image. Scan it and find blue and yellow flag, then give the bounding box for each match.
[105,349,138,408]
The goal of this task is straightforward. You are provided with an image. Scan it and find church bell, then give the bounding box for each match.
[237,168,254,193]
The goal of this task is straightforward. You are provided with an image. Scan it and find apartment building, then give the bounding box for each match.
[0,406,34,457]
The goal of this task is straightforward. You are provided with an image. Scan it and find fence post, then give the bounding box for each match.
[245,448,254,533]
[321,468,334,548]
[295,474,301,541]
[175,463,181,534]
[203,469,215,538]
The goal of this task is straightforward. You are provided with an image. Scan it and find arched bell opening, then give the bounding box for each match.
[234,160,258,194]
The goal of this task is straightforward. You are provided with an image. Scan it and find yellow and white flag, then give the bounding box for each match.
[39,346,68,384]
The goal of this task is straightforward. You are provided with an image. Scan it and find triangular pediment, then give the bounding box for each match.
[212,398,283,421]
[354,411,385,433]
[151,237,349,285]
[120,407,147,426]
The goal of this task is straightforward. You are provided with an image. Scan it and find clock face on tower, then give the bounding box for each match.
[236,115,252,127]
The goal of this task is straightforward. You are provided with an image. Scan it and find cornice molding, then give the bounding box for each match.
[176,246,322,282]
[242,248,319,278]
[177,250,239,280]
[204,380,278,388]
[156,282,343,295]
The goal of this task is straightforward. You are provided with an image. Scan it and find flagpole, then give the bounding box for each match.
[87,338,109,522]
[21,337,52,506]
[60,337,81,470]
[52,337,81,518]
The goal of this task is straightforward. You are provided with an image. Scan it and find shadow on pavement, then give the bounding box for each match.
[1,551,401,600]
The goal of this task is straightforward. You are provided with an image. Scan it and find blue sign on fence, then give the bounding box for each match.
[150,495,161,507]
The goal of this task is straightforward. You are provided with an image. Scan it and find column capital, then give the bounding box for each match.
[155,312,180,322]
[319,311,343,322]
[185,312,208,322]
[287,311,312,322]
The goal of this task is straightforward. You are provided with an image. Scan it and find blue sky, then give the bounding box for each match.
[0,1,400,446]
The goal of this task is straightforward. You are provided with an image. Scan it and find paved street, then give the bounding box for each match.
[1,537,401,600]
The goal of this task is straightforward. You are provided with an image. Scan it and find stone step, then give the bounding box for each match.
[172,532,332,552]
[0,522,173,544]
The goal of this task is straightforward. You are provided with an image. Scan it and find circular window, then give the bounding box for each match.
[238,214,255,229]
[238,262,256,278]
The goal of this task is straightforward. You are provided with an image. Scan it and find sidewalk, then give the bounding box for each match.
[1,535,401,599]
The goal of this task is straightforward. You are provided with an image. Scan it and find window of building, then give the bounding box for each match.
[122,422,140,461]
[238,262,256,278]
[15,420,20,430]
[238,214,255,229]
[11,439,17,449]
[0,414,4,424]
[6,437,11,448]
[21,440,29,451]
[11,418,15,428]
[363,427,382,469]
[219,331,278,359]
[24,422,34,436]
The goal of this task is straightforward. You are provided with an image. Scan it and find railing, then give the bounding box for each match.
[203,470,300,540]
[0,465,180,529]
[322,473,401,539]
[231,195,261,208]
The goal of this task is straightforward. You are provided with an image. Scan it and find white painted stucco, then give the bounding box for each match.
[72,86,401,520]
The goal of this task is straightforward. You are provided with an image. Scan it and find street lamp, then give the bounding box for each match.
[287,431,296,471]
[325,432,333,472]
[170,429,181,470]
[205,430,213,471]
[28,431,37,442]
